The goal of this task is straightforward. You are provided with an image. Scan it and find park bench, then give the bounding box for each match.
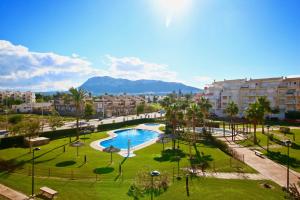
[40,186,58,199]
[253,150,264,158]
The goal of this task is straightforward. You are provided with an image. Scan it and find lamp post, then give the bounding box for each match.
[32,147,41,197]
[286,140,292,192]
[150,170,160,200]
[266,125,270,152]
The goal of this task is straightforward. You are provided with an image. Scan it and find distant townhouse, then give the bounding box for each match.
[0,91,36,104]
[203,76,300,119]
[93,95,146,118]
[12,102,53,114]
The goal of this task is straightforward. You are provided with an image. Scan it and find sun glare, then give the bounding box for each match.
[153,0,192,28]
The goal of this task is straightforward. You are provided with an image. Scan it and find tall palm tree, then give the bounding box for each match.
[186,103,203,158]
[197,97,212,132]
[69,87,87,140]
[165,103,183,150]
[186,103,203,142]
[245,102,264,144]
[257,96,271,134]
[224,101,239,140]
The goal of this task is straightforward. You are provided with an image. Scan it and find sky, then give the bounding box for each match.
[0,0,299,91]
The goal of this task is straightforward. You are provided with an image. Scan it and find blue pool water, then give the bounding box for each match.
[144,123,160,126]
[100,129,159,150]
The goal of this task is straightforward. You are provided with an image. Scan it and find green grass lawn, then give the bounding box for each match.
[0,173,285,200]
[0,124,287,199]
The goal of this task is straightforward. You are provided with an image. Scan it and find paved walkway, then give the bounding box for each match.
[0,184,28,200]
[220,136,300,190]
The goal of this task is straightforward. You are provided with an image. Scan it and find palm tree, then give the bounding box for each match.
[257,96,271,134]
[69,87,87,141]
[224,101,239,140]
[186,103,203,141]
[165,103,183,150]
[197,97,212,132]
[245,102,264,144]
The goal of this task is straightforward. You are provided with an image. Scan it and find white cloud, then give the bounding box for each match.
[105,55,178,81]
[0,40,104,91]
[0,40,180,91]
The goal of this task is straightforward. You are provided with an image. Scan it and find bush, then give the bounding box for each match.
[40,128,78,140]
[285,111,300,120]
[0,135,24,149]
[8,115,23,124]
[204,133,230,155]
[279,127,290,134]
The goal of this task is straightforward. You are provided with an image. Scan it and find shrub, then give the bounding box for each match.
[0,135,24,149]
[279,127,290,134]
[285,111,300,120]
[8,115,23,124]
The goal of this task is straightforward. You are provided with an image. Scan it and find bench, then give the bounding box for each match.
[40,186,58,199]
[254,150,264,158]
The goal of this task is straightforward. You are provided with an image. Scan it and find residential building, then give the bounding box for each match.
[0,91,36,104]
[203,76,300,119]
[54,94,146,118]
[12,102,53,114]
[93,95,146,118]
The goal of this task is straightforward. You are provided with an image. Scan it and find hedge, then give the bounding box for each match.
[285,111,300,120]
[97,118,161,132]
[0,135,24,149]
[0,118,164,149]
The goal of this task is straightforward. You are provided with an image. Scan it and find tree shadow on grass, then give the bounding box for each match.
[93,167,114,174]
[266,151,300,169]
[190,144,213,170]
[154,149,186,162]
[56,160,76,167]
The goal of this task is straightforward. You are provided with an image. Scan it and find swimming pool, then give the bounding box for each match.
[100,129,160,150]
[144,123,160,126]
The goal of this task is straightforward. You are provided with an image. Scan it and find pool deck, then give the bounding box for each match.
[90,124,164,157]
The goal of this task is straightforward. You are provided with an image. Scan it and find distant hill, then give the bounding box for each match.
[79,76,201,95]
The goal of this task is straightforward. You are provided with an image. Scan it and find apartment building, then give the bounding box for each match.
[54,95,146,117]
[204,76,300,119]
[93,95,146,118]
[0,91,36,104]
[12,102,53,114]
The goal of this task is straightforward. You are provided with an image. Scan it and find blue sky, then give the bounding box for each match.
[0,0,299,91]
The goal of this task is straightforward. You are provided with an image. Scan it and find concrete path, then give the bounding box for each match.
[0,184,28,200]
[220,136,300,190]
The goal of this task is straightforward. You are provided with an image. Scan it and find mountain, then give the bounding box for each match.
[79,76,201,95]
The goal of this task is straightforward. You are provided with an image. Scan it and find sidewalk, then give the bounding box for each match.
[0,184,28,200]
[220,136,300,190]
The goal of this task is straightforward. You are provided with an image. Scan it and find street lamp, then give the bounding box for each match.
[150,170,160,200]
[266,125,270,152]
[285,140,292,192]
[32,147,41,197]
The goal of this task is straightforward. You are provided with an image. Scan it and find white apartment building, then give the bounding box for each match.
[204,77,300,119]
[0,91,36,104]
